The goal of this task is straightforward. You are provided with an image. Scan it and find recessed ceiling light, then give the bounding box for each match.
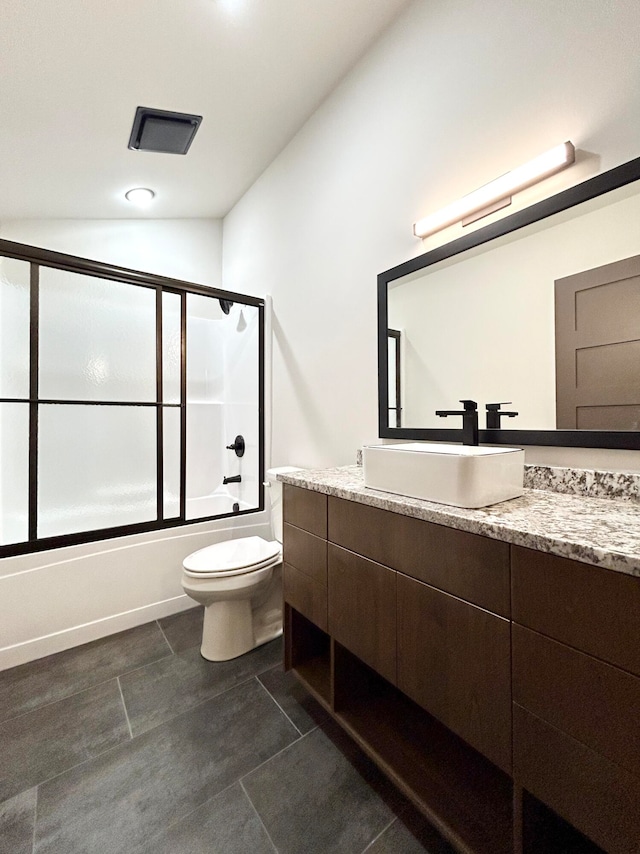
[125,187,156,207]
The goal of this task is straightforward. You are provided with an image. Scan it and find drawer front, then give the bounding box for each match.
[513,704,640,854]
[512,546,640,676]
[328,496,510,616]
[513,624,640,778]
[283,484,327,538]
[328,544,396,685]
[283,522,327,586]
[397,574,512,774]
[283,563,327,632]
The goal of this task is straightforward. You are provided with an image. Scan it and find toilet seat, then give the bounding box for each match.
[182,536,281,579]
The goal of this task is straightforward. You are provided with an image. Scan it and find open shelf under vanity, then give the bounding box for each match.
[286,604,606,854]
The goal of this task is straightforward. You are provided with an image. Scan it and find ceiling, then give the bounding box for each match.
[0,0,411,220]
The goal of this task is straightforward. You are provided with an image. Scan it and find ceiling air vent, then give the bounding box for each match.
[128,107,203,155]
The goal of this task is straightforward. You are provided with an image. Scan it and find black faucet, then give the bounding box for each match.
[435,399,479,446]
[485,402,518,429]
[223,474,242,485]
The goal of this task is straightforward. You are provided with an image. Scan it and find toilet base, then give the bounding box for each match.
[201,598,254,661]
[199,581,283,662]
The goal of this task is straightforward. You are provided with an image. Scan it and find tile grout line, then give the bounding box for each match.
[18,731,136,795]
[360,815,398,853]
[255,673,304,736]
[117,676,134,739]
[239,717,311,786]
[5,651,287,803]
[127,780,242,853]
[31,786,38,854]
[0,652,175,728]
[124,662,286,741]
[155,619,175,655]
[239,779,280,854]
[23,672,296,788]
[25,675,300,797]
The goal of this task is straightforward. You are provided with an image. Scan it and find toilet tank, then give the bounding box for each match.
[265,466,301,543]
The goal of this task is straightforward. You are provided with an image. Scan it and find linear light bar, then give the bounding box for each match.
[413,141,576,239]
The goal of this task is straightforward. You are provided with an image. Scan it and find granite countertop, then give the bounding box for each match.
[278,465,640,578]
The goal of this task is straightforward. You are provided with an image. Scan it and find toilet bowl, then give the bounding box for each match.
[181,466,298,661]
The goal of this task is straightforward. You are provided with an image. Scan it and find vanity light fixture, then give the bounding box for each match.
[125,187,156,207]
[413,141,576,239]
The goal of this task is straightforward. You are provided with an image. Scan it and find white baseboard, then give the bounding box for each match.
[0,594,197,672]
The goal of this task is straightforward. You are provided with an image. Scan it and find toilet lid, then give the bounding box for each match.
[183,536,281,574]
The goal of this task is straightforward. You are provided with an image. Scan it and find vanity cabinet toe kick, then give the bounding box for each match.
[282,483,640,854]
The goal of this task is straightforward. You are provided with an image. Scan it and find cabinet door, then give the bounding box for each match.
[283,563,327,632]
[283,484,327,538]
[397,574,512,774]
[283,522,327,587]
[512,545,640,675]
[514,703,640,854]
[328,544,396,685]
[328,496,510,616]
[513,623,640,778]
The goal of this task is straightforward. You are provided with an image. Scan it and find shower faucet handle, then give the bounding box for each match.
[225,435,245,457]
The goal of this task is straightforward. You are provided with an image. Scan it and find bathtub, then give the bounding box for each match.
[0,502,270,670]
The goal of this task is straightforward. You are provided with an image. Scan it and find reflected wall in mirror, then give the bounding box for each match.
[378,156,640,449]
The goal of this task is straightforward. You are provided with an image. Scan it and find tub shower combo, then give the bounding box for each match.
[0,241,264,558]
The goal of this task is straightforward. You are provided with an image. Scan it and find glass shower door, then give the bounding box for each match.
[37,268,158,538]
[185,295,260,520]
[0,238,264,556]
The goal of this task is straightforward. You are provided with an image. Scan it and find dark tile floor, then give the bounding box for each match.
[0,608,454,854]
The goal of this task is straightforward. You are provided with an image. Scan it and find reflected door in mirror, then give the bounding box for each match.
[555,254,640,430]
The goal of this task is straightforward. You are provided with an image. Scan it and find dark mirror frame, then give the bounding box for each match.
[377,155,640,449]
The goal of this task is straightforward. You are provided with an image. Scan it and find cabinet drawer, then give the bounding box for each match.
[328,496,510,616]
[513,703,640,854]
[513,624,640,778]
[283,484,327,538]
[283,563,327,632]
[512,546,640,676]
[397,574,512,774]
[328,544,396,685]
[283,522,327,586]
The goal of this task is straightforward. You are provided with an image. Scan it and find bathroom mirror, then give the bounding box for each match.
[378,155,640,448]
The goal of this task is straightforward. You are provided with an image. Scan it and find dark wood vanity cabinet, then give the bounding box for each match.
[512,546,640,853]
[283,483,639,854]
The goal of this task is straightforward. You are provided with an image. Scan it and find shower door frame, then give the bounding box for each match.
[0,238,265,557]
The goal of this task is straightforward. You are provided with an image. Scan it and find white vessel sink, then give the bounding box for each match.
[363,442,525,509]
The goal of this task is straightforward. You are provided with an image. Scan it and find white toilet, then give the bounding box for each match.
[181,466,297,661]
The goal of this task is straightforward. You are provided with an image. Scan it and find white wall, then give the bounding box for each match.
[0,218,223,287]
[222,0,640,470]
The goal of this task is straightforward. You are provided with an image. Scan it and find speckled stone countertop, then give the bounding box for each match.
[278,465,640,578]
